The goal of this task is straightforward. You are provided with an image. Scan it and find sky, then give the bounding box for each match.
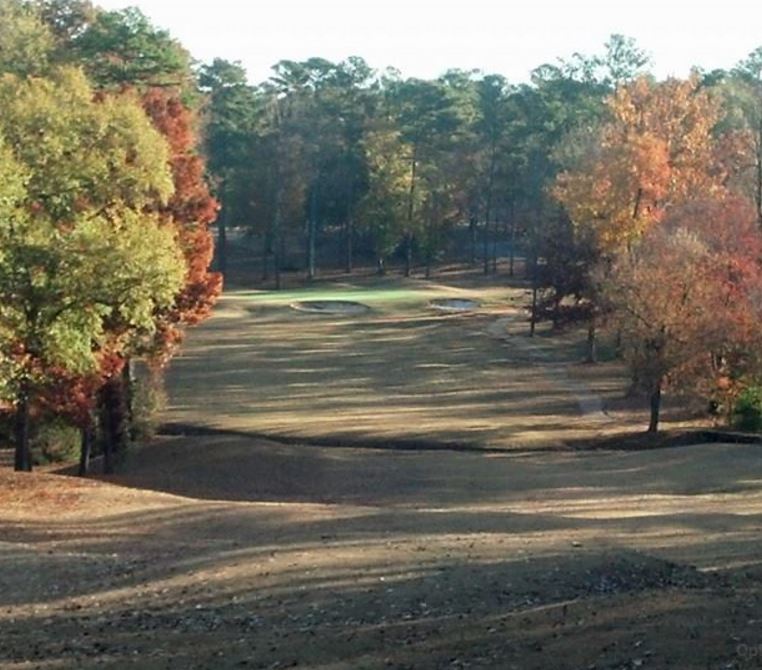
[96,0,762,84]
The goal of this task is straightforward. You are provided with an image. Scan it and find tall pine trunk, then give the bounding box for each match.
[274,231,282,291]
[405,145,418,278]
[404,233,413,277]
[586,317,598,364]
[307,187,317,281]
[482,216,490,275]
[508,199,516,277]
[261,229,271,282]
[483,142,496,276]
[648,380,662,433]
[529,254,538,338]
[491,220,498,274]
[217,206,228,278]
[13,381,31,472]
[344,216,353,273]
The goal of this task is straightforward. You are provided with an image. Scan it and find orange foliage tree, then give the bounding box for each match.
[599,195,762,432]
[554,76,725,254]
[554,76,762,431]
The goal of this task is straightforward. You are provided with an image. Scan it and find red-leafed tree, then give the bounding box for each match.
[599,195,762,432]
[141,88,222,360]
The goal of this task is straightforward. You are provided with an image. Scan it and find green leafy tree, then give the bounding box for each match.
[199,58,259,276]
[389,77,461,275]
[0,0,55,76]
[0,68,184,471]
[72,6,192,91]
[727,48,762,227]
[358,125,411,273]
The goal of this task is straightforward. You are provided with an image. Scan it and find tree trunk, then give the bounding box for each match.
[491,221,498,274]
[648,380,662,433]
[273,190,282,290]
[469,216,477,266]
[484,142,497,275]
[377,255,385,275]
[122,358,134,439]
[99,375,129,474]
[404,233,413,277]
[482,216,490,275]
[754,123,762,228]
[261,228,271,282]
[217,206,228,278]
[13,382,31,472]
[344,216,353,274]
[307,187,317,281]
[552,294,561,330]
[508,200,516,278]
[586,317,598,364]
[529,255,538,338]
[78,419,94,477]
[403,143,419,279]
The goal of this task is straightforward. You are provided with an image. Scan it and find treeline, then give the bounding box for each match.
[0,0,220,471]
[202,36,652,281]
[204,39,762,431]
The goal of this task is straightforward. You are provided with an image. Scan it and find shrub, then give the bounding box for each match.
[32,418,80,465]
[733,387,762,432]
[131,369,167,442]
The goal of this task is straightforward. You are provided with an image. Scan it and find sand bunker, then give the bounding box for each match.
[290,300,371,315]
[429,298,481,313]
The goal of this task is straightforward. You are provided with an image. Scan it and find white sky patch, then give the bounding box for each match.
[96,0,762,83]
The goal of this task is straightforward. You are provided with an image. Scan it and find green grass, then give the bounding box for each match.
[235,285,467,307]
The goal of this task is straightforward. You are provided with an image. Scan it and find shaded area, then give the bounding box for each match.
[111,435,762,506]
[3,276,760,668]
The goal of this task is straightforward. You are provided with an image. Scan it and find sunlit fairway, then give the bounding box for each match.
[164,276,634,450]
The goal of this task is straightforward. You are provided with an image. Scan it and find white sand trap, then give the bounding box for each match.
[429,298,481,313]
[290,300,371,315]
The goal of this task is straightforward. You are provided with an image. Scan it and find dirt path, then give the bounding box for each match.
[485,313,612,424]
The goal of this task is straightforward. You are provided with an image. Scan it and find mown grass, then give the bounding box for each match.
[164,276,634,450]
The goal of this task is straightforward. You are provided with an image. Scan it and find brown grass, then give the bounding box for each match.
[2,273,758,669]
